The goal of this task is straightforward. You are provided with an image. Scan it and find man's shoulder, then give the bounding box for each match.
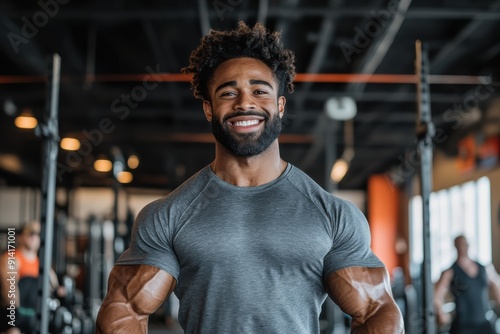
[287,164,326,194]
[287,165,358,214]
[288,165,351,203]
[167,166,212,199]
[138,166,212,215]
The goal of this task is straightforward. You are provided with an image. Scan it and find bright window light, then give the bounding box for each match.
[409,177,492,282]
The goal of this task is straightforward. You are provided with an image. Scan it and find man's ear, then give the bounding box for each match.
[202,100,213,122]
[278,96,286,118]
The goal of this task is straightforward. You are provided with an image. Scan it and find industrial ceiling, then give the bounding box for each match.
[1,0,499,191]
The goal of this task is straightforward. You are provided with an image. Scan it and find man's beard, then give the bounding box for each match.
[211,111,282,157]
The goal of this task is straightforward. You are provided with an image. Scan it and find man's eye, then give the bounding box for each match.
[221,91,236,97]
[255,90,267,95]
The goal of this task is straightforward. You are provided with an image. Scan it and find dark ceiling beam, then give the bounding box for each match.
[0,15,47,74]
[274,0,300,44]
[257,0,269,25]
[298,0,412,174]
[197,0,211,35]
[288,0,343,132]
[5,8,500,20]
[141,20,182,109]
[430,0,500,73]
[481,40,500,62]
[0,73,488,85]
[342,1,500,188]
[344,1,500,132]
[285,0,343,182]
[142,20,168,71]
[60,27,87,75]
[347,0,412,94]
[340,0,412,188]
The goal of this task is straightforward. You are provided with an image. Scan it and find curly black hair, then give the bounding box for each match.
[181,21,296,101]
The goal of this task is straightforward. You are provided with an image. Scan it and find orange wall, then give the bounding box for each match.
[368,175,400,275]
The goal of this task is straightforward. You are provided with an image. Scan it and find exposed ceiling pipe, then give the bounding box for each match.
[6,8,500,20]
[430,0,500,73]
[0,73,491,85]
[84,24,97,89]
[299,0,413,182]
[340,0,500,187]
[257,0,269,25]
[289,0,344,132]
[197,0,211,36]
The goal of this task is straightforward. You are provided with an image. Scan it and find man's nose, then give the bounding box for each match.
[234,91,256,111]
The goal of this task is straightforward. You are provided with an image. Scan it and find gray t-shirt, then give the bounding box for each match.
[117,163,383,333]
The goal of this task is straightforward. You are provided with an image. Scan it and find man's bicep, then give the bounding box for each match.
[325,266,404,332]
[434,269,452,299]
[96,264,176,334]
[325,201,383,273]
[116,200,181,279]
[110,264,175,313]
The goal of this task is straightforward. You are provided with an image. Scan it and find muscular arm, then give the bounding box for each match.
[486,264,500,305]
[433,269,453,326]
[325,266,404,333]
[96,264,176,334]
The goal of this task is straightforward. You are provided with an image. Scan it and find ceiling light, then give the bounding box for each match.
[127,155,139,169]
[117,171,133,184]
[60,137,81,151]
[325,97,357,120]
[4,99,17,116]
[0,154,23,173]
[330,158,349,183]
[94,157,113,172]
[14,109,38,129]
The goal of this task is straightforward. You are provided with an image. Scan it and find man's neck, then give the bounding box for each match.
[20,247,37,260]
[211,142,287,187]
[456,254,475,266]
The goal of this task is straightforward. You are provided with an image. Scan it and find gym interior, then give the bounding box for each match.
[1,1,500,333]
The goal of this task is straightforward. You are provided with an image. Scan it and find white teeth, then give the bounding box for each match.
[234,120,259,126]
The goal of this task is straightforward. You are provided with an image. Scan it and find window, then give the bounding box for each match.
[409,177,492,281]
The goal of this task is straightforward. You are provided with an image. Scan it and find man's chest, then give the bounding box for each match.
[172,207,332,275]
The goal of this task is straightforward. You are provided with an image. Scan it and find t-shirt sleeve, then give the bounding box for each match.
[323,199,383,278]
[115,198,180,280]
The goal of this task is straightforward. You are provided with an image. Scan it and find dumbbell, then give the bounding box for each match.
[71,315,82,334]
[61,275,76,306]
[49,298,73,334]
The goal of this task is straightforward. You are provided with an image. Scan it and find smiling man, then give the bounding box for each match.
[96,21,404,333]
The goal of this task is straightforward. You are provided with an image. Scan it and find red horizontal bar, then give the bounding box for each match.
[0,73,491,85]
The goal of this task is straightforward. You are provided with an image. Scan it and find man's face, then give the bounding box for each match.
[455,236,469,256]
[21,221,41,252]
[203,57,286,157]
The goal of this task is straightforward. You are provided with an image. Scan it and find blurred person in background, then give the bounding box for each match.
[0,221,64,334]
[435,235,500,334]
